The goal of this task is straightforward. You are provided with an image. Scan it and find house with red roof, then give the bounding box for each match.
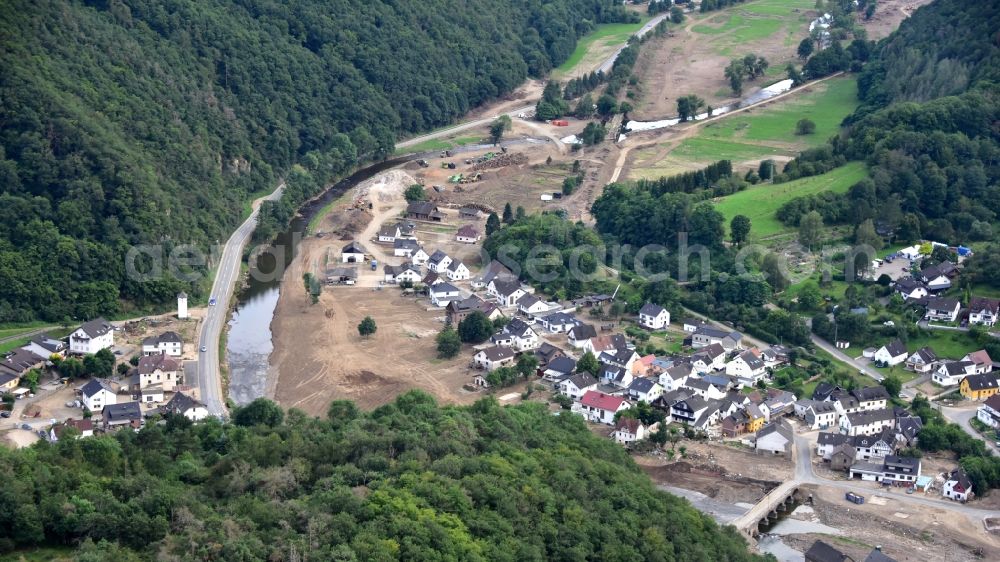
[575,390,631,425]
[612,417,647,444]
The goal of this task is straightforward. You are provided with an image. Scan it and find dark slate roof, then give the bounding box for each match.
[563,372,597,389]
[880,339,907,357]
[663,364,693,380]
[161,391,206,416]
[393,238,421,251]
[534,343,564,364]
[909,346,937,363]
[429,282,460,294]
[894,277,924,293]
[428,249,450,264]
[137,353,179,375]
[845,408,896,426]
[80,378,114,398]
[0,348,45,375]
[947,467,973,490]
[478,346,515,361]
[78,318,113,339]
[812,382,843,401]
[103,401,142,422]
[863,548,898,562]
[629,377,659,393]
[943,360,975,375]
[142,331,182,347]
[737,350,764,370]
[27,335,66,354]
[546,356,576,375]
[963,373,1000,391]
[852,385,890,402]
[568,323,598,340]
[804,540,849,562]
[970,296,1000,315]
[927,296,960,311]
[491,278,523,297]
[817,432,850,447]
[639,302,666,317]
[406,201,438,216]
[342,241,368,254]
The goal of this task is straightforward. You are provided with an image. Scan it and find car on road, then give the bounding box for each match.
[209,297,217,306]
[200,345,207,352]
[0,411,10,418]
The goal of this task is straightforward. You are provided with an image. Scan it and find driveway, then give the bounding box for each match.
[810,335,884,382]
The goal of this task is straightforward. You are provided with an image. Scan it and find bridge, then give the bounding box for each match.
[732,480,801,538]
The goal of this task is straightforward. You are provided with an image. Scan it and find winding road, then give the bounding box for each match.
[197,185,284,417]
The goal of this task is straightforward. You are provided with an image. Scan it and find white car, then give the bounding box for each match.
[200,345,207,352]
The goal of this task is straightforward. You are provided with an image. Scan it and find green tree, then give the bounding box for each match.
[516,354,539,378]
[757,160,775,181]
[233,398,284,427]
[798,282,823,310]
[436,326,462,358]
[596,94,618,118]
[730,215,751,246]
[797,37,814,59]
[786,63,804,86]
[677,94,705,122]
[502,202,514,224]
[854,219,883,250]
[883,373,902,398]
[404,184,427,202]
[798,210,824,251]
[358,316,377,338]
[486,212,501,236]
[760,252,790,292]
[725,60,745,95]
[515,206,526,221]
[458,311,494,343]
[795,118,816,135]
[574,93,594,118]
[488,115,512,145]
[577,351,600,375]
[670,5,685,23]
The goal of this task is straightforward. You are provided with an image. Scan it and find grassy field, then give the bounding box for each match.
[694,77,858,149]
[393,135,483,156]
[0,321,55,340]
[715,161,868,237]
[691,0,815,56]
[554,19,650,75]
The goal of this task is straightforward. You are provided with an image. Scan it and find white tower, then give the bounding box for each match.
[177,292,189,319]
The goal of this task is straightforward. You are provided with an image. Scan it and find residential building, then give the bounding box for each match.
[721,411,749,437]
[671,395,710,425]
[576,390,630,424]
[852,386,891,410]
[816,432,851,459]
[925,296,961,322]
[691,326,742,351]
[683,377,727,400]
[20,334,66,360]
[472,346,516,371]
[129,353,181,392]
[754,420,792,457]
[459,206,481,220]
[658,363,692,392]
[405,201,444,221]
[829,443,857,471]
[472,261,513,289]
[627,378,663,403]
[862,547,898,562]
[341,241,367,263]
[383,263,423,285]
[393,239,428,262]
[612,417,647,444]
[840,408,895,436]
[852,430,897,462]
[141,331,183,357]
[597,344,639,372]
[963,350,994,374]
[533,343,565,367]
[160,391,210,421]
[326,266,357,285]
[446,260,470,281]
[848,455,921,485]
[102,401,143,430]
[517,294,552,317]
[893,277,927,301]
[725,349,767,384]
[491,318,540,352]
[455,225,480,243]
[49,418,94,441]
[960,373,1000,400]
[0,372,18,392]
[377,223,401,243]
[637,303,670,330]
[760,345,789,369]
[537,311,579,333]
[943,468,974,502]
[80,379,116,412]
[427,250,453,273]
[976,394,1000,429]
[933,360,976,386]
[559,372,598,399]
[0,349,45,379]
[745,402,767,433]
[905,346,937,373]
[69,318,114,355]
[599,364,633,389]
[682,318,709,333]
[429,282,461,307]
[968,297,1000,327]
[446,296,502,324]
[584,333,630,356]
[691,343,726,372]
[872,340,907,367]
[567,323,598,348]
[805,540,852,562]
[801,400,839,430]
[487,278,527,307]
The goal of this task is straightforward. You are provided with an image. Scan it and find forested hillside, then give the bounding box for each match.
[776,0,999,259]
[0,0,635,322]
[0,392,763,561]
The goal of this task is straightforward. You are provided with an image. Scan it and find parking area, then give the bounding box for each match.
[869,256,910,281]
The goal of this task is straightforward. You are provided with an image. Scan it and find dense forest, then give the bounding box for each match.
[0,0,636,322]
[776,0,1000,267]
[0,392,764,561]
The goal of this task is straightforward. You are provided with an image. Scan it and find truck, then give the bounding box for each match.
[845,492,865,505]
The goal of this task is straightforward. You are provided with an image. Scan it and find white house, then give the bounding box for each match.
[933,360,976,386]
[942,468,974,502]
[472,260,514,289]
[637,303,670,330]
[963,350,994,374]
[140,386,165,404]
[683,377,727,400]
[658,363,692,392]
[487,278,528,307]
[160,391,210,421]
[873,340,907,367]
[567,323,598,348]
[559,372,598,400]
[599,364,633,389]
[472,346,516,371]
[429,282,461,307]
[80,379,116,412]
[377,223,400,243]
[612,418,647,444]
[446,260,471,281]
[141,331,183,357]
[905,347,937,373]
[691,326,742,351]
[840,408,895,436]
[575,390,630,424]
[384,263,422,284]
[800,400,839,430]
[49,418,94,441]
[893,277,928,301]
[691,343,726,373]
[969,297,999,327]
[456,225,481,244]
[538,311,578,333]
[427,250,453,273]
[925,297,961,322]
[725,349,767,384]
[682,318,709,333]
[130,353,181,392]
[69,318,114,355]
[393,239,429,264]
[754,421,793,457]
[491,319,539,351]
[627,378,663,404]
[21,335,67,360]
[976,394,1000,429]
[542,356,576,381]
[517,294,553,317]
[341,241,367,263]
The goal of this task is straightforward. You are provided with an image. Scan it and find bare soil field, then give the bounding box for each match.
[865,0,935,40]
[1,429,40,449]
[780,484,1000,562]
